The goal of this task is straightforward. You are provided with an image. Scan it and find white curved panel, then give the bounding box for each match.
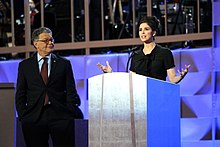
[181,95,212,117]
[181,118,212,141]
[180,72,211,95]
[180,48,212,72]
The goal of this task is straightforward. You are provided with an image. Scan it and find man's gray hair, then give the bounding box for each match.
[31,27,52,42]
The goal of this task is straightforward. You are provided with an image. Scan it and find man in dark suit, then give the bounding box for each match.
[15,27,83,147]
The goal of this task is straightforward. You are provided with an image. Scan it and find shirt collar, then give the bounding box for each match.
[37,53,51,62]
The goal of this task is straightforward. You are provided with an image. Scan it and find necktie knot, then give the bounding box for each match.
[42,57,48,62]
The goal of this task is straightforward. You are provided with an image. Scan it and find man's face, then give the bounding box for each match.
[33,32,54,57]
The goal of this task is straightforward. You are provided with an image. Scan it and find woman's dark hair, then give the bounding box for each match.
[138,16,160,32]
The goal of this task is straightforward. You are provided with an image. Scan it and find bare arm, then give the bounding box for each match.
[167,64,190,84]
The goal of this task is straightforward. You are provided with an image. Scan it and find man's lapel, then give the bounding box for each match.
[32,54,43,82]
[48,53,58,82]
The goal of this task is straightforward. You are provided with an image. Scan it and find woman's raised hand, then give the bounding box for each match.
[178,64,191,78]
[97,61,113,73]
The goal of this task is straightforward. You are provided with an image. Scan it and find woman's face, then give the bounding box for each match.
[139,23,155,43]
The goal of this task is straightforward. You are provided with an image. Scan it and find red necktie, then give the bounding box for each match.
[41,58,49,105]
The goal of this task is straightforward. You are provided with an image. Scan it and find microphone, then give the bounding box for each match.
[127,46,141,53]
[119,45,141,53]
[126,46,141,72]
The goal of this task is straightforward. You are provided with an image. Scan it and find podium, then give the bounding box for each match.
[0,83,16,147]
[88,73,180,147]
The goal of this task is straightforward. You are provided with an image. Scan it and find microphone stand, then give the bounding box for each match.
[126,52,134,72]
[125,46,141,72]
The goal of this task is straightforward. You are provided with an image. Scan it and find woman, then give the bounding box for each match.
[97,16,190,84]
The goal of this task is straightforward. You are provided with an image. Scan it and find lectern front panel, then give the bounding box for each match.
[88,73,180,147]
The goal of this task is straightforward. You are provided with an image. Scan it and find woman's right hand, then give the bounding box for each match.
[97,61,113,73]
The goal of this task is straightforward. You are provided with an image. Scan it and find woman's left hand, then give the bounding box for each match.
[178,64,191,78]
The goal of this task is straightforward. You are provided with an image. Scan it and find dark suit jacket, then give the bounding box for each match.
[15,53,83,122]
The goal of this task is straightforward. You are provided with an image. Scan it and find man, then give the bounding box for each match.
[15,27,83,147]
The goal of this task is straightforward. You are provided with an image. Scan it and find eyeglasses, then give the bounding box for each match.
[37,38,54,44]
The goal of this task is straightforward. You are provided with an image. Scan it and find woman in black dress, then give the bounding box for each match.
[97,16,190,84]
